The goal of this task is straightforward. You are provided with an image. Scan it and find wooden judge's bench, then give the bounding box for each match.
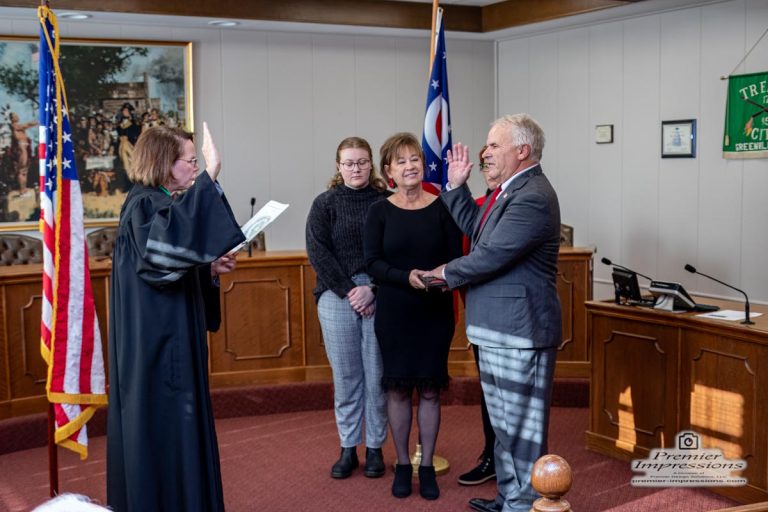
[0,247,593,420]
[586,297,768,504]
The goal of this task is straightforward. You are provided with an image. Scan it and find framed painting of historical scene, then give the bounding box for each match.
[0,37,193,229]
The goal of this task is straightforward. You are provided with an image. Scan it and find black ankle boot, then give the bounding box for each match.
[331,447,358,479]
[363,447,385,478]
[419,465,439,500]
[458,451,496,486]
[392,464,413,498]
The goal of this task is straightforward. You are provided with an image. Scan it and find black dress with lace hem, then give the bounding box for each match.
[364,198,463,393]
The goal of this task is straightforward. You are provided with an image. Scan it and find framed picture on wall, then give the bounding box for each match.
[661,119,696,158]
[0,36,193,230]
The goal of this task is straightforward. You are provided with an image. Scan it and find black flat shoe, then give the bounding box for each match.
[418,465,439,500]
[363,447,385,478]
[331,447,358,479]
[392,464,413,498]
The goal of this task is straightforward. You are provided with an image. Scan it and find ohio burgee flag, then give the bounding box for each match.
[422,8,451,192]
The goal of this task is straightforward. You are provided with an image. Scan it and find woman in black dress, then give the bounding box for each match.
[364,132,462,501]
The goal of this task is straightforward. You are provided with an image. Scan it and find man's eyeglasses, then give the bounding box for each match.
[178,157,198,166]
[339,159,371,171]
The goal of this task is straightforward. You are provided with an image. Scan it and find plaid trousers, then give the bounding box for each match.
[317,274,387,448]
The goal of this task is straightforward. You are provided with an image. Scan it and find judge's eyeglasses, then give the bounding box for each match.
[339,159,371,171]
[177,157,199,166]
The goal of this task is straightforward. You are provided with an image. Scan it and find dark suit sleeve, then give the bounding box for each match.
[199,264,222,332]
[444,190,555,287]
[440,184,481,237]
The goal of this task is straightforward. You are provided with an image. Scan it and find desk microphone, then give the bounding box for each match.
[684,264,753,325]
[601,257,653,281]
[248,197,256,257]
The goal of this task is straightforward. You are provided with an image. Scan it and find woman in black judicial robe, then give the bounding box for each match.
[107,124,245,512]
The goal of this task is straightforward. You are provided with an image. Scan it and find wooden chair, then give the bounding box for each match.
[87,227,117,259]
[559,224,574,247]
[0,234,43,265]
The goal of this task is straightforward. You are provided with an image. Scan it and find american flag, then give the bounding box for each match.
[38,5,107,460]
[421,7,451,193]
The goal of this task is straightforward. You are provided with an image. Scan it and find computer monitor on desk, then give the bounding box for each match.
[649,281,719,312]
[611,269,655,307]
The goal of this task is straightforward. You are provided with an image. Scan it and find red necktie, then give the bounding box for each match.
[478,186,502,231]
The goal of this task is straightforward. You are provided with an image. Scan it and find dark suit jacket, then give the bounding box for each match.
[441,165,561,349]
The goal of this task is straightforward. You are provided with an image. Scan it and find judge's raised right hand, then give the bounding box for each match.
[201,121,221,182]
[446,142,473,189]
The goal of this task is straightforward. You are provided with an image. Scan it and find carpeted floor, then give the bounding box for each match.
[0,405,737,512]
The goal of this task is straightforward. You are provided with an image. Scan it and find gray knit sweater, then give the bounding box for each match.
[306,184,387,302]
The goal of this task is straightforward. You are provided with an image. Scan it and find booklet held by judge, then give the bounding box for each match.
[229,200,289,254]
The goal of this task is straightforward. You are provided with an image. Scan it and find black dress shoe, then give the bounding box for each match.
[331,447,358,479]
[458,453,496,485]
[363,447,385,478]
[468,497,502,512]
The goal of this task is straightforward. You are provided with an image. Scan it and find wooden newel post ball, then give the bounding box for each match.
[530,454,572,512]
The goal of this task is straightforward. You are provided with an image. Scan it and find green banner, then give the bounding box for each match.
[723,71,768,159]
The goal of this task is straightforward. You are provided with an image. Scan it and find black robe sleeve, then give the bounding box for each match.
[123,171,245,287]
[199,264,222,332]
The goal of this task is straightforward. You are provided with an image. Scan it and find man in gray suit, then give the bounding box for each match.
[424,114,561,512]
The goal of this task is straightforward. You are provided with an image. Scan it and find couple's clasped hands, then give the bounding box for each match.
[348,286,375,317]
[409,265,448,291]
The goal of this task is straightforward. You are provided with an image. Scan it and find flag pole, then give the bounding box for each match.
[48,404,59,496]
[40,0,57,497]
[429,0,438,71]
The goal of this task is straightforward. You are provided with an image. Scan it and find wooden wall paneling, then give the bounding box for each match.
[482,0,630,33]
[680,330,768,503]
[554,248,593,378]
[448,299,475,378]
[302,264,327,368]
[589,311,679,459]
[209,256,306,386]
[586,297,768,504]
[0,280,7,407]
[557,260,576,359]
[0,249,592,419]
[6,281,46,416]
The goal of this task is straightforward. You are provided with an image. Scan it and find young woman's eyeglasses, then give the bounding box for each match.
[339,159,371,171]
[178,157,198,166]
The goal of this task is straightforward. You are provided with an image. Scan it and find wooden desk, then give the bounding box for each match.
[586,298,768,504]
[0,247,592,420]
